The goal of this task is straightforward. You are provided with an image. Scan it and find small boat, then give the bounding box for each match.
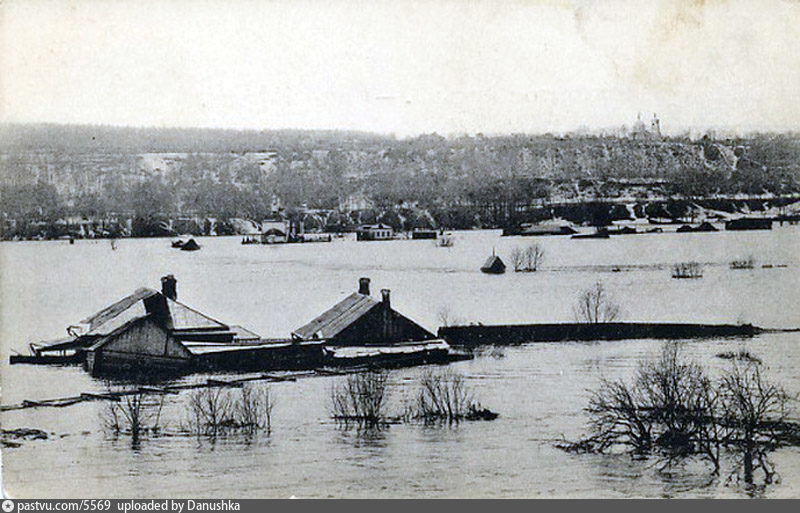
[171,239,185,248]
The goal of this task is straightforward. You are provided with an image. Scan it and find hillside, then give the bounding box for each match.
[1,123,799,236]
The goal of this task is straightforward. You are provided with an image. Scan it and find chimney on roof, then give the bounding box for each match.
[381,289,390,307]
[161,274,177,300]
[358,277,370,295]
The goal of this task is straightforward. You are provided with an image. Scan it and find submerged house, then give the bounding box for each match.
[481,254,506,274]
[292,278,454,366]
[39,275,322,375]
[293,278,435,345]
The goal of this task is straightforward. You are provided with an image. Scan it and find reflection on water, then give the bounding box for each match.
[333,424,389,449]
[2,228,800,497]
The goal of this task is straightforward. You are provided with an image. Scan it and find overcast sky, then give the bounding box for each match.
[2,0,799,136]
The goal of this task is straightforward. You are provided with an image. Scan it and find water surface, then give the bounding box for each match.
[1,228,799,497]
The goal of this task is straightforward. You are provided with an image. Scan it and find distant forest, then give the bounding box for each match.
[1,123,799,233]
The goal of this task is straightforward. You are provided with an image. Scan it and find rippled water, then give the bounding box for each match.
[2,227,799,498]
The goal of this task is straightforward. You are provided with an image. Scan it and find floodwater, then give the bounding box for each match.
[1,227,799,498]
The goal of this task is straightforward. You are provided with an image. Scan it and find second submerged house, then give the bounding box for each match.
[292,278,435,345]
[292,278,455,366]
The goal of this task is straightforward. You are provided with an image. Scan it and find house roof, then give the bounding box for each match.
[78,288,233,338]
[166,298,229,331]
[81,288,157,333]
[292,292,381,341]
[481,255,505,270]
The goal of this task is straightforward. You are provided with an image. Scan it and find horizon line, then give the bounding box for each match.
[1,120,799,141]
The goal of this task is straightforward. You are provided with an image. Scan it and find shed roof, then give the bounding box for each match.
[292,292,380,340]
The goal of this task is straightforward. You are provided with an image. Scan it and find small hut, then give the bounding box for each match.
[180,238,201,251]
[481,253,506,274]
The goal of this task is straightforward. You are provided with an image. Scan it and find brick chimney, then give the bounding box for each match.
[358,277,371,295]
[161,274,177,300]
[381,289,390,307]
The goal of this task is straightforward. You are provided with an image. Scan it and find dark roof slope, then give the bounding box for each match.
[81,288,157,331]
[292,293,380,340]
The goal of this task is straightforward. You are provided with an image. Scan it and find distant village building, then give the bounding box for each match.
[261,219,289,243]
[292,278,436,346]
[356,223,394,241]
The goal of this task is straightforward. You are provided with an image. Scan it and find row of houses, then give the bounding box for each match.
[22,275,455,376]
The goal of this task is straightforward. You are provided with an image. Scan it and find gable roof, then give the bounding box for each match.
[78,288,229,338]
[166,298,228,331]
[292,292,380,341]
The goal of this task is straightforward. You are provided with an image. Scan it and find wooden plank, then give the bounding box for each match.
[137,386,177,394]
[80,392,121,402]
[206,378,244,388]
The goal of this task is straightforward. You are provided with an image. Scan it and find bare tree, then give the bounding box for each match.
[718,361,790,486]
[574,282,620,324]
[101,392,165,446]
[511,243,545,272]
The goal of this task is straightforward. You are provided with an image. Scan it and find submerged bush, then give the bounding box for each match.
[672,261,703,279]
[102,392,165,444]
[185,385,274,437]
[329,371,388,425]
[409,370,497,423]
[558,342,799,490]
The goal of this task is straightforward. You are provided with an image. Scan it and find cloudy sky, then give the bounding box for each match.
[2,0,799,136]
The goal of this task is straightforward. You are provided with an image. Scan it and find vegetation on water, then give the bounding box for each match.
[730,256,756,270]
[329,370,497,426]
[511,243,545,272]
[672,261,704,279]
[330,371,388,426]
[184,385,274,437]
[574,281,621,324]
[101,393,165,445]
[558,343,800,491]
[717,346,762,364]
[409,369,498,423]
